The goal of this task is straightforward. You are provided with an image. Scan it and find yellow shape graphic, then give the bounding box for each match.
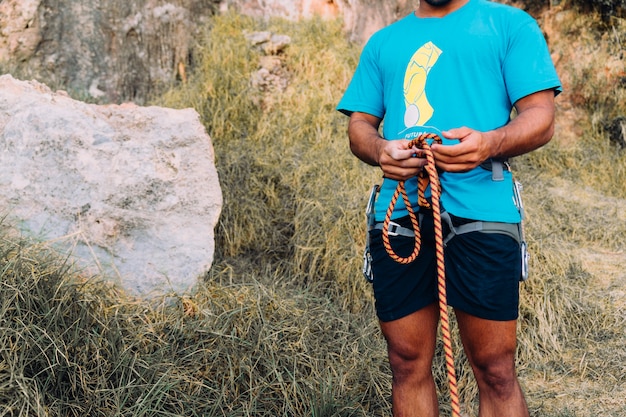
[403,42,442,128]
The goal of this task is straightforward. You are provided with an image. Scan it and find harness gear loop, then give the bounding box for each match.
[382,132,462,417]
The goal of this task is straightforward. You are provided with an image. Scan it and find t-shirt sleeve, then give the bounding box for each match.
[336,38,386,118]
[503,17,562,104]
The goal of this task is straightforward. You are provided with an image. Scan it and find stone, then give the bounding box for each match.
[0,0,220,104]
[0,1,414,103]
[0,74,222,298]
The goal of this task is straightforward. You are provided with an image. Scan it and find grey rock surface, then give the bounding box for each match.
[0,75,222,298]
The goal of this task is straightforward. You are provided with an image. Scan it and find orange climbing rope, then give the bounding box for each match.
[382,132,461,417]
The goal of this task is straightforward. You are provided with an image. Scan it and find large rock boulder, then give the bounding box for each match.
[0,74,222,298]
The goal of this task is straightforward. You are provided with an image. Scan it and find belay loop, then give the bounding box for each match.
[382,132,462,417]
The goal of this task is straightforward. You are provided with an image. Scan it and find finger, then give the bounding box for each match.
[442,126,470,140]
[432,142,466,158]
[382,158,427,180]
[410,147,426,158]
[434,159,473,173]
[384,140,412,160]
[389,149,417,161]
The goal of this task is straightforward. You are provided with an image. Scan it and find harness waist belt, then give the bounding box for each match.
[373,214,521,245]
[373,221,414,237]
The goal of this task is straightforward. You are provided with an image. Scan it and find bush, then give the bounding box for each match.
[568,0,626,20]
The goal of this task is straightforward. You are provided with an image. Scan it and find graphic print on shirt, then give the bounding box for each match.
[403,41,442,129]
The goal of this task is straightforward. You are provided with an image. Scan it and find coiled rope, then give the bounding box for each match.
[382,132,461,417]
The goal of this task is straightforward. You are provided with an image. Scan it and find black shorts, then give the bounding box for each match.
[369,214,522,322]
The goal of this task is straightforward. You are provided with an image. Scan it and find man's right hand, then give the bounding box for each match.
[347,112,427,181]
[378,139,428,181]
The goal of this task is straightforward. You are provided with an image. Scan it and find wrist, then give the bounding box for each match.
[374,137,387,166]
[485,128,506,159]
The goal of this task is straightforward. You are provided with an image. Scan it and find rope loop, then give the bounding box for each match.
[381,132,441,263]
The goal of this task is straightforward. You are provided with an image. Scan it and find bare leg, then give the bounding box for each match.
[455,310,530,417]
[379,302,440,417]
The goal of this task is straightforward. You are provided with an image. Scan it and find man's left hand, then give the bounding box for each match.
[430,127,493,172]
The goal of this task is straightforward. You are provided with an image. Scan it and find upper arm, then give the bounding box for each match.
[514,89,556,116]
[514,89,556,138]
[348,112,382,134]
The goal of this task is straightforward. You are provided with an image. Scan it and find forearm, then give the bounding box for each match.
[487,90,556,159]
[348,112,385,166]
[431,89,556,172]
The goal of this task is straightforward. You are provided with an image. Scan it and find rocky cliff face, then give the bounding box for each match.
[1,0,220,104]
[0,0,415,104]
[222,0,417,43]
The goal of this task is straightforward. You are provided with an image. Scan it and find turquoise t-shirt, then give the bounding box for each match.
[337,0,562,222]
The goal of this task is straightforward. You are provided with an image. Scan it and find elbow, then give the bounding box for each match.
[540,120,555,147]
[348,136,360,157]
[542,116,556,146]
[533,102,556,148]
[347,128,359,157]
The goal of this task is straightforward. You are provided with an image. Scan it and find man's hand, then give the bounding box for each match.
[431,127,492,173]
[378,140,428,181]
[348,112,427,181]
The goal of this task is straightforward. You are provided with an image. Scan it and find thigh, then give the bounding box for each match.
[380,302,440,363]
[455,310,518,369]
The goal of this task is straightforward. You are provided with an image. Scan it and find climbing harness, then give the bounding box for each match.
[374,211,521,244]
[365,165,530,281]
[382,132,462,417]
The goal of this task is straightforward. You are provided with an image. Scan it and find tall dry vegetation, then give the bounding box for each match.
[1,6,625,417]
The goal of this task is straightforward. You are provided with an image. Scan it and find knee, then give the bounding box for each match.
[472,356,518,398]
[387,344,434,383]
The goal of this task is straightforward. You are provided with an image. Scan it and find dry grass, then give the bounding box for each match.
[1,6,625,417]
